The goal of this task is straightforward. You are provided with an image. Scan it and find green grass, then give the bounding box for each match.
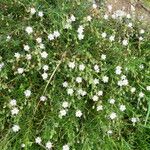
[0,0,150,150]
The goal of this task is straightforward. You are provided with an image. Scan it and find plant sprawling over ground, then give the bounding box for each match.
[0,0,150,150]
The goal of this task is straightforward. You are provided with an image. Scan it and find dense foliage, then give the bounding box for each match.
[0,0,150,150]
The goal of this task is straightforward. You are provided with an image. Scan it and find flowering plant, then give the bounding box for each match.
[0,0,150,150]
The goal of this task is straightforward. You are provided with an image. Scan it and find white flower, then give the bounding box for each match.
[78,34,84,40]
[11,107,19,115]
[139,92,144,98]
[76,77,82,83]
[25,26,33,34]
[109,35,115,41]
[92,3,97,9]
[140,29,145,34]
[14,52,21,59]
[63,144,70,150]
[68,62,75,69]
[62,81,68,88]
[131,117,137,123]
[40,96,47,101]
[121,75,126,80]
[59,109,67,117]
[102,76,109,83]
[128,22,133,28]
[115,66,122,75]
[94,65,100,72]
[67,88,74,96]
[10,99,17,106]
[38,11,43,17]
[79,64,85,71]
[70,14,76,22]
[36,37,42,43]
[113,10,126,18]
[104,14,108,20]
[42,72,48,80]
[92,95,99,101]
[122,39,128,46]
[12,125,20,132]
[0,63,4,71]
[39,43,45,49]
[139,36,143,41]
[107,5,112,12]
[101,54,106,60]
[86,15,92,21]
[118,80,123,86]
[24,45,30,51]
[93,78,99,85]
[109,99,115,104]
[78,89,87,96]
[17,68,24,74]
[109,112,117,120]
[77,25,84,34]
[48,34,54,40]
[115,69,122,75]
[35,137,42,144]
[107,130,113,134]
[41,51,48,59]
[119,105,126,111]
[76,110,82,117]
[131,87,136,93]
[21,143,25,148]
[26,54,32,60]
[43,65,49,71]
[116,66,122,70]
[30,8,36,15]
[101,32,107,38]
[81,90,87,96]
[122,79,128,86]
[24,90,31,98]
[46,141,53,149]
[6,35,11,41]
[126,14,131,19]
[97,105,103,111]
[62,101,69,108]
[139,64,144,69]
[64,23,72,29]
[118,77,128,87]
[146,86,150,91]
[97,90,103,96]
[53,31,60,38]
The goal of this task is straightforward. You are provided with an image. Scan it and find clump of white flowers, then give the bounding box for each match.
[48,30,60,41]
[118,75,128,87]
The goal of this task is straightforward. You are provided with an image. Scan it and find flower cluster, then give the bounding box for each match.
[1,0,150,149]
